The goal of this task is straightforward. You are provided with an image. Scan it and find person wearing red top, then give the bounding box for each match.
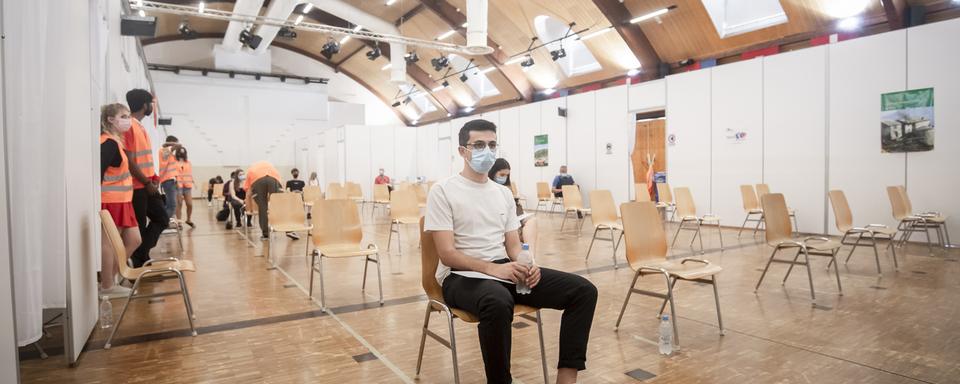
[124,89,169,268]
[99,103,141,298]
[245,161,283,239]
[374,168,393,192]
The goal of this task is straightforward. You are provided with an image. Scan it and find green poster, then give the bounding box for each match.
[534,134,548,167]
[881,88,934,153]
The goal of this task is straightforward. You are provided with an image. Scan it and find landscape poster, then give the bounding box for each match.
[881,88,934,153]
[534,134,548,167]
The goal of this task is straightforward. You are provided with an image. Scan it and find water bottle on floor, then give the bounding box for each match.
[516,244,532,295]
[99,296,113,329]
[658,315,673,355]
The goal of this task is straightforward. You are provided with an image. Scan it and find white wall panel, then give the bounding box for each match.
[906,19,960,239]
[394,127,418,183]
[666,69,713,216]
[518,103,542,205]
[417,123,439,181]
[629,79,666,112]
[764,46,828,234]
[344,125,371,196]
[829,30,907,233]
[540,97,568,172]
[566,92,597,208]
[323,128,340,186]
[370,125,396,199]
[711,59,764,227]
[596,86,632,207]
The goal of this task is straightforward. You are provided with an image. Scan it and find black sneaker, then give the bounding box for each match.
[286,232,300,240]
[226,222,233,230]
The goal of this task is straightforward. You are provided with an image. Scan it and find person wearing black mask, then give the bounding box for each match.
[286,168,305,192]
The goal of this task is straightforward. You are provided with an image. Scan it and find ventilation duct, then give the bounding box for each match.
[465,0,493,54]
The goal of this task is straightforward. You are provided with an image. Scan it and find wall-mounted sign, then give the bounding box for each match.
[667,133,677,146]
[605,143,613,155]
[881,88,934,153]
[534,134,549,167]
[725,128,747,143]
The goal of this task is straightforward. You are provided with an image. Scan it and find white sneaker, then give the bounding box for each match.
[99,285,132,299]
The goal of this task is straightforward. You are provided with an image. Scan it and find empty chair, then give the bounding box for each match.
[560,185,590,232]
[100,210,197,349]
[755,193,842,301]
[415,183,428,209]
[267,192,313,268]
[755,183,799,233]
[671,187,723,254]
[212,183,224,206]
[302,185,322,207]
[585,190,622,267]
[635,183,651,202]
[326,182,348,200]
[829,190,898,274]
[308,199,383,309]
[387,188,420,256]
[655,183,676,221]
[535,182,554,212]
[415,219,549,384]
[346,181,364,203]
[613,202,724,346]
[370,183,391,217]
[738,185,764,238]
[893,185,951,248]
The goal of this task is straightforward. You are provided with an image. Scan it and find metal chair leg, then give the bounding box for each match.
[755,247,780,292]
[782,248,802,284]
[845,233,862,264]
[446,310,460,384]
[178,271,198,321]
[175,271,197,336]
[361,256,369,291]
[695,220,705,254]
[415,305,431,377]
[870,237,882,275]
[663,273,680,346]
[386,221,395,251]
[105,276,144,349]
[560,211,569,231]
[802,250,816,301]
[831,249,843,295]
[888,236,899,270]
[308,251,316,298]
[738,215,749,238]
[609,226,618,268]
[716,220,724,250]
[712,275,724,335]
[670,219,685,248]
[375,251,384,305]
[536,310,549,384]
[585,227,599,260]
[319,255,326,310]
[614,271,641,330]
[658,278,678,316]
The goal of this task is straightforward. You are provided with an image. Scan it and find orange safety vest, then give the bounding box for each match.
[158,145,180,183]
[100,134,134,203]
[178,161,195,188]
[123,118,155,188]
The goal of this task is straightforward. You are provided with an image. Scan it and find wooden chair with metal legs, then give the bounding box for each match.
[655,183,676,221]
[887,186,936,251]
[613,202,724,346]
[755,193,843,302]
[828,190,898,274]
[560,185,590,232]
[387,189,420,256]
[635,183,651,202]
[345,182,364,209]
[738,185,764,238]
[415,219,549,384]
[670,187,723,254]
[534,182,554,212]
[302,185,322,208]
[326,182,348,200]
[415,183,428,209]
[894,185,951,248]
[100,210,197,349]
[370,184,391,218]
[267,192,313,269]
[585,190,622,267]
[212,183,224,207]
[308,199,383,310]
[756,183,799,233]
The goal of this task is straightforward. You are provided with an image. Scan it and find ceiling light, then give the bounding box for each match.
[411,119,419,125]
[479,67,496,74]
[437,30,456,40]
[461,22,468,28]
[277,26,297,39]
[431,85,445,92]
[431,56,449,71]
[630,6,675,24]
[446,112,452,117]
[505,56,526,65]
[340,35,351,44]
[542,88,556,95]
[198,1,205,13]
[626,67,641,77]
[302,3,314,13]
[520,55,535,68]
[550,48,566,61]
[381,63,392,71]
[239,28,262,49]
[386,0,398,5]
[463,106,475,113]
[138,9,146,17]
[178,21,198,40]
[459,73,469,82]
[405,51,419,64]
[367,46,382,60]
[577,26,613,41]
[823,0,871,18]
[837,16,862,31]
[294,15,304,25]
[321,39,341,60]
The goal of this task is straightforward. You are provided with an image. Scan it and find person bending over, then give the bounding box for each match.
[244,161,284,240]
[223,170,246,229]
[424,119,597,384]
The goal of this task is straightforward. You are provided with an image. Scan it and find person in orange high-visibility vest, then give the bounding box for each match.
[175,147,196,228]
[99,103,142,298]
[244,161,283,239]
[125,89,169,268]
[158,135,181,219]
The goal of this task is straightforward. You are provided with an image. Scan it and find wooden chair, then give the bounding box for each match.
[560,185,590,232]
[635,183,651,202]
[738,185,764,238]
[415,183,428,209]
[655,182,676,221]
[534,182,554,212]
[755,193,842,302]
[891,185,951,249]
[267,192,313,268]
[387,189,420,256]
[326,182,348,200]
[100,210,197,349]
[302,185,322,208]
[371,184,391,218]
[613,202,724,346]
[308,199,383,309]
[828,190,898,274]
[585,190,621,267]
[212,183,224,206]
[346,181,364,203]
[671,187,723,254]
[755,183,799,233]
[415,219,549,384]
[238,193,259,248]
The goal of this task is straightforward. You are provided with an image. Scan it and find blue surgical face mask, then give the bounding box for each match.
[468,148,496,174]
[494,175,508,185]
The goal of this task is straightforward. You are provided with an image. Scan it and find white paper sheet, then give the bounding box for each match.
[450,271,515,284]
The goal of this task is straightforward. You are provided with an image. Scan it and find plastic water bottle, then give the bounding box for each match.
[99,296,114,329]
[658,315,673,355]
[516,244,532,295]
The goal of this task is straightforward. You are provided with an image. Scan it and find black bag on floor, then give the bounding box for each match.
[216,206,230,222]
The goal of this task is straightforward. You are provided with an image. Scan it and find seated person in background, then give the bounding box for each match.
[308,172,320,187]
[375,168,393,192]
[488,158,536,244]
[552,165,580,218]
[286,168,305,192]
[244,160,286,240]
[207,175,223,206]
[425,119,597,384]
[222,170,247,229]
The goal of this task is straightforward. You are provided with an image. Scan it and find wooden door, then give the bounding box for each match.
[631,118,666,184]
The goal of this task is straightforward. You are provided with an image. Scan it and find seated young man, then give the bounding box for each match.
[425,119,598,384]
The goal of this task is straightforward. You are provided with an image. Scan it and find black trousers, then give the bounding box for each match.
[442,265,598,384]
[252,176,281,238]
[131,188,169,268]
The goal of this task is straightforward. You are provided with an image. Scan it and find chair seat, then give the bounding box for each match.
[271,224,313,233]
[393,217,421,225]
[805,239,842,251]
[317,244,379,258]
[747,208,763,214]
[451,304,540,323]
[594,222,622,230]
[566,208,591,214]
[915,215,946,223]
[373,199,390,204]
[639,260,722,280]
[866,227,897,236]
[123,259,195,280]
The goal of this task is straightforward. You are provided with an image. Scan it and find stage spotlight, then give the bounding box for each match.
[550,48,566,61]
[277,26,297,39]
[178,21,198,40]
[459,73,469,82]
[321,39,341,60]
[442,80,450,88]
[405,51,419,64]
[391,101,401,107]
[366,46,381,60]
[431,56,449,72]
[239,28,262,49]
[520,55,535,68]
[402,97,412,105]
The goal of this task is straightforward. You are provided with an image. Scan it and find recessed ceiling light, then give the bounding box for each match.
[294,15,304,25]
[577,26,613,41]
[630,6,674,24]
[437,30,456,40]
[837,16,862,31]
[824,0,871,18]
[386,0,398,5]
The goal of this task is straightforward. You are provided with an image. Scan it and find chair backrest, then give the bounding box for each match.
[390,189,420,219]
[619,202,668,269]
[887,186,911,221]
[326,183,348,200]
[656,183,673,204]
[509,183,519,198]
[740,184,760,212]
[213,183,224,198]
[536,182,550,199]
[760,193,793,246]
[396,182,413,192]
[755,183,771,198]
[302,185,323,204]
[419,218,445,302]
[561,185,584,210]
[589,190,618,225]
[373,184,390,202]
[896,185,913,213]
[268,192,306,227]
[346,182,363,200]
[311,199,363,248]
[635,183,651,202]
[828,189,853,233]
[245,191,258,214]
[100,210,136,280]
[673,187,697,217]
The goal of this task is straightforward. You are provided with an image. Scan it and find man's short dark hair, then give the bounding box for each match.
[166,135,179,143]
[291,168,299,174]
[126,89,153,113]
[458,119,497,146]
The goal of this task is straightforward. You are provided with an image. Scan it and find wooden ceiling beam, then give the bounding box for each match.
[395,3,426,27]
[335,45,367,71]
[881,0,909,29]
[418,0,533,102]
[591,0,662,77]
[370,42,460,115]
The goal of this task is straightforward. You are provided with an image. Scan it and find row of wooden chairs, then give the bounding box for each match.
[738,184,798,238]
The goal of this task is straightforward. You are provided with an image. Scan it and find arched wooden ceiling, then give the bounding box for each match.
[143,0,960,126]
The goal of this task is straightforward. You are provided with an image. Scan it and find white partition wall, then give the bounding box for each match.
[394,126,417,183]
[417,123,439,181]
[828,30,907,233]
[711,59,764,227]
[518,103,542,205]
[905,20,960,238]
[629,79,666,113]
[763,46,828,234]
[595,86,631,206]
[323,128,340,186]
[566,92,597,208]
[496,108,521,194]
[666,69,713,216]
[540,97,568,173]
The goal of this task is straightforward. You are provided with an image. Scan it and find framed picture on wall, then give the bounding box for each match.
[881,88,934,153]
[534,134,549,167]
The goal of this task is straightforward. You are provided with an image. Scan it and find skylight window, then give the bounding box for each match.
[399,84,437,115]
[534,15,601,77]
[448,54,501,99]
[701,0,788,38]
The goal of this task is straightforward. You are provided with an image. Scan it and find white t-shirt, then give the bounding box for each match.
[424,174,521,284]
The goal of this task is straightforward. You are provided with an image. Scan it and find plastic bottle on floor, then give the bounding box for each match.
[99,296,113,329]
[516,243,532,295]
[658,315,672,355]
